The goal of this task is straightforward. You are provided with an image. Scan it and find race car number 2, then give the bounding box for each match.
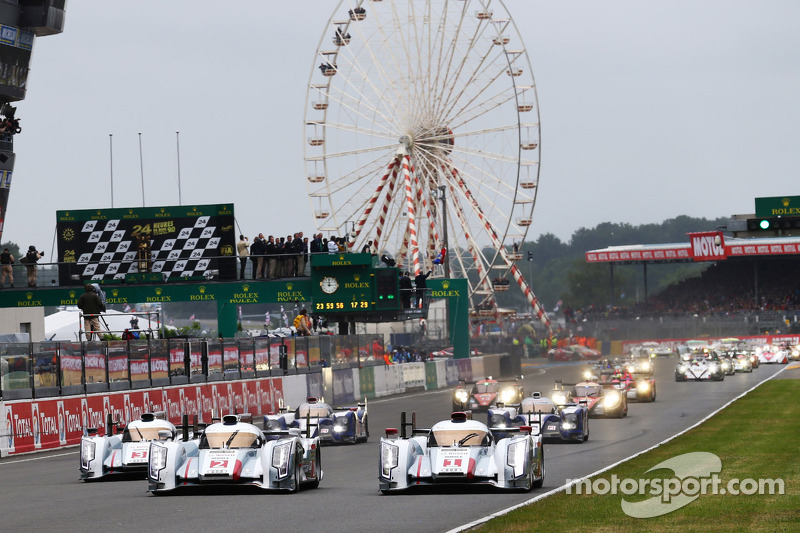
[204,450,238,475]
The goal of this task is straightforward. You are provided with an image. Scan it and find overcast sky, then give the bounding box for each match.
[5,0,799,260]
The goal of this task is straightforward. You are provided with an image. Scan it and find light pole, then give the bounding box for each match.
[108,133,114,208]
[438,185,451,343]
[138,132,145,207]
[438,186,450,278]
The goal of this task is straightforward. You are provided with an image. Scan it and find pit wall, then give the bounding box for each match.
[0,354,510,456]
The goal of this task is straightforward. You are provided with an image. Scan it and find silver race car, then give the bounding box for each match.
[148,414,322,494]
[80,412,179,481]
[264,397,368,445]
[378,411,544,493]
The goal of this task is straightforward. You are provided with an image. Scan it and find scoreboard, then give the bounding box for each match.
[55,204,236,285]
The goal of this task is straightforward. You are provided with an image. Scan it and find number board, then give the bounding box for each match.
[310,253,375,314]
[55,204,236,285]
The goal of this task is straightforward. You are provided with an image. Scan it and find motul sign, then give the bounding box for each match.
[689,231,727,261]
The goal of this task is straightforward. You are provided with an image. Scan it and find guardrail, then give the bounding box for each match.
[0,334,387,400]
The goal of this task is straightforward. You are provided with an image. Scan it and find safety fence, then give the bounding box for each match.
[0,334,387,400]
[0,352,520,456]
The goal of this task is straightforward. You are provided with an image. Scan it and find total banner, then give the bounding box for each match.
[0,377,284,456]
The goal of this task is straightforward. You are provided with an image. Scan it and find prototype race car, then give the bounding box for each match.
[622,357,654,376]
[379,411,544,493]
[718,354,735,375]
[732,352,753,373]
[148,414,322,494]
[81,412,179,481]
[571,381,628,418]
[756,345,789,364]
[452,378,524,412]
[547,344,602,361]
[633,342,674,358]
[675,357,724,381]
[488,393,589,443]
[263,397,368,445]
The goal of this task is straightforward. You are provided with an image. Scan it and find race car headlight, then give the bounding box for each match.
[551,392,567,405]
[507,440,527,478]
[499,389,516,403]
[640,362,651,372]
[603,392,621,409]
[454,390,468,403]
[561,422,576,430]
[80,439,95,469]
[709,363,720,372]
[380,442,399,478]
[272,442,292,478]
[677,364,688,373]
[582,370,593,380]
[148,444,167,480]
[626,365,635,373]
[637,381,650,392]
[333,424,346,433]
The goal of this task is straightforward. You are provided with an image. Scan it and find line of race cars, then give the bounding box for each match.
[80,396,365,494]
[675,339,792,381]
[78,337,793,495]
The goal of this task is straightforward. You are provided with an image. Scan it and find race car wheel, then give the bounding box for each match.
[291,457,302,493]
[307,450,321,489]
[532,451,545,489]
[363,415,369,441]
[651,388,656,402]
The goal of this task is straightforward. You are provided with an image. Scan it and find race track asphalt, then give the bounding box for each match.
[0,357,788,533]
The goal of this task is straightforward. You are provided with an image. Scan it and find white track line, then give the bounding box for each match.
[0,450,78,465]
[446,365,788,533]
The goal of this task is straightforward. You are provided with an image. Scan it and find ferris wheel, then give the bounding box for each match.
[304,0,550,330]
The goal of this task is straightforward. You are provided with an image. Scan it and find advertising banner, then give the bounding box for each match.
[1,377,285,456]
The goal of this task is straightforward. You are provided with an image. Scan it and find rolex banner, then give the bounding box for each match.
[55,204,237,285]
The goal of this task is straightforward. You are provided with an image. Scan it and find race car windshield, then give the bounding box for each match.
[433,428,487,447]
[523,400,556,413]
[203,431,259,449]
[471,382,499,394]
[298,405,332,418]
[574,385,602,397]
[122,426,171,442]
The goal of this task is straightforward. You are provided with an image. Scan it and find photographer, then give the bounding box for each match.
[22,245,43,287]
[77,284,104,341]
[0,247,14,287]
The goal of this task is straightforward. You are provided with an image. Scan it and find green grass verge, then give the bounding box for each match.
[473,379,800,533]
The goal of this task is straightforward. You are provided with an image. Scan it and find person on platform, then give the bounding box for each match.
[250,235,265,279]
[399,271,413,308]
[23,245,43,287]
[78,284,105,341]
[414,269,433,309]
[0,247,14,287]
[237,235,250,280]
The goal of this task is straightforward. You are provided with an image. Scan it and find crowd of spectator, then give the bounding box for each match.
[237,232,372,279]
[561,259,800,321]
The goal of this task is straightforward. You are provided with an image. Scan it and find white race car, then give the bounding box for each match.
[732,352,753,373]
[148,414,322,494]
[675,357,724,381]
[80,412,180,481]
[756,345,789,364]
[378,411,544,493]
[264,397,368,445]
